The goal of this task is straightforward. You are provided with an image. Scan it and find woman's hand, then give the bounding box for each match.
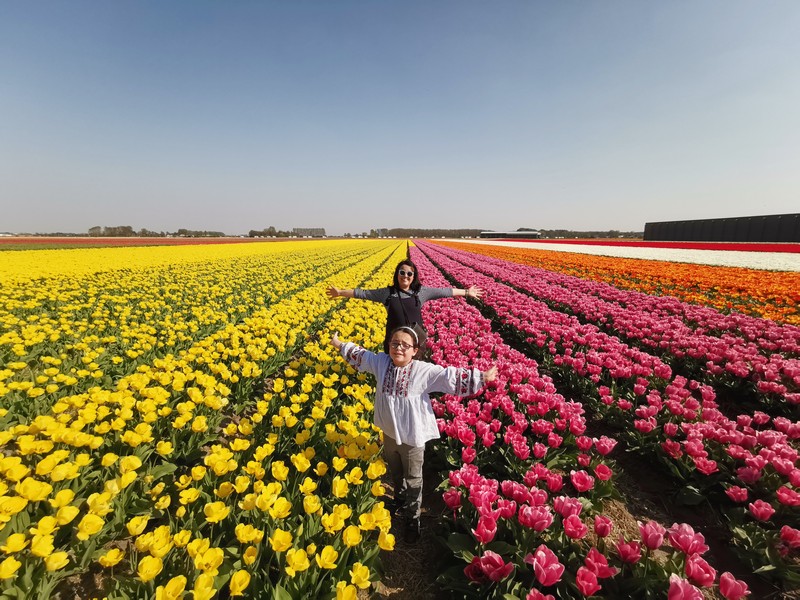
[466,285,484,299]
[482,366,498,383]
[330,332,342,350]
[326,286,339,299]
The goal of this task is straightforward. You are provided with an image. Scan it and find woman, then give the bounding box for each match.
[326,259,483,353]
[330,326,497,543]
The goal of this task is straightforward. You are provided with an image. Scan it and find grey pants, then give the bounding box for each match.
[383,435,424,520]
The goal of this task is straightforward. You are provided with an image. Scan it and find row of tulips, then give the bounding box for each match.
[405,245,754,599]
[437,241,800,326]
[0,241,405,598]
[415,240,800,588]
[0,241,391,421]
[431,243,800,412]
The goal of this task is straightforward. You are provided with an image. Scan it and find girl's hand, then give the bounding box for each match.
[330,332,342,350]
[482,366,498,383]
[326,286,339,299]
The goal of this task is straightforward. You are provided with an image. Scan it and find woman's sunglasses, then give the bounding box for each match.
[398,270,415,277]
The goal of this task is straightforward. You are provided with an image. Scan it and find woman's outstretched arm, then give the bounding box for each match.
[326,286,356,299]
[452,285,484,299]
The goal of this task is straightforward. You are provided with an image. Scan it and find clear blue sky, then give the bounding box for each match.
[2,1,799,236]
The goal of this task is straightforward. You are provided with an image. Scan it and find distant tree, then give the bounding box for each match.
[88,226,102,236]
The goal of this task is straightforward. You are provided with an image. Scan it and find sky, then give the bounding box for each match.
[1,2,799,236]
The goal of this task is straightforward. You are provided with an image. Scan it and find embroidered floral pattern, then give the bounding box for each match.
[383,361,413,396]
[343,345,366,370]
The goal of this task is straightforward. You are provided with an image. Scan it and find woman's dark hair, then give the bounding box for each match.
[392,259,422,292]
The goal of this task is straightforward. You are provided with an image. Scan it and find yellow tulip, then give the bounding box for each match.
[193,573,217,600]
[30,534,55,558]
[155,441,174,456]
[15,477,53,502]
[303,494,321,515]
[268,497,292,520]
[49,488,76,508]
[349,562,370,589]
[243,545,258,565]
[98,548,125,568]
[44,551,70,571]
[314,545,339,569]
[0,556,22,580]
[30,515,59,536]
[203,501,230,524]
[155,575,187,600]
[228,570,251,597]
[284,548,310,577]
[342,525,362,548]
[336,581,357,600]
[269,528,292,552]
[0,534,28,554]
[290,453,311,472]
[56,505,80,525]
[173,530,192,547]
[271,461,289,481]
[137,555,163,582]
[378,530,396,551]
[332,476,349,498]
[126,515,150,536]
[119,455,142,474]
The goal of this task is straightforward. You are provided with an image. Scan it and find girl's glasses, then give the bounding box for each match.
[398,270,414,277]
[390,342,414,351]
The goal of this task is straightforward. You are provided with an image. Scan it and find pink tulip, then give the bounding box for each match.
[477,551,515,582]
[518,505,553,532]
[615,538,642,564]
[461,446,477,464]
[594,463,613,481]
[526,590,555,600]
[719,572,750,600]
[524,544,565,587]
[553,496,582,517]
[684,553,716,587]
[570,470,595,493]
[593,515,613,538]
[546,473,564,492]
[443,488,462,510]
[667,574,703,600]
[668,523,709,555]
[780,525,800,549]
[563,514,588,539]
[575,566,601,596]
[638,521,666,550]
[584,547,618,578]
[724,486,748,503]
[594,436,618,455]
[776,486,800,507]
[473,515,497,544]
[747,499,775,521]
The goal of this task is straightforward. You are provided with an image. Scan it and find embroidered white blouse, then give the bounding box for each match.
[338,342,486,447]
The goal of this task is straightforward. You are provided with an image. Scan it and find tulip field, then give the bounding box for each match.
[0,239,798,599]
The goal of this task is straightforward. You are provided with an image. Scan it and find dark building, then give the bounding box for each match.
[644,213,800,243]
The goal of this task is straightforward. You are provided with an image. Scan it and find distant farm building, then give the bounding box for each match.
[644,213,800,243]
[292,228,326,238]
[480,230,541,239]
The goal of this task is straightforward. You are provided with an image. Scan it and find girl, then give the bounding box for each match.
[330,326,498,543]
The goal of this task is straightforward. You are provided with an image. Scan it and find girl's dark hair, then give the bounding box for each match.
[392,259,422,292]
